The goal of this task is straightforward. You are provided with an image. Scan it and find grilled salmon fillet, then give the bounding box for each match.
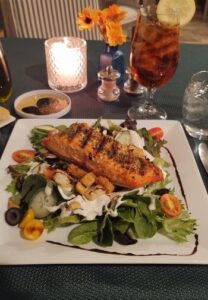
[43,123,163,189]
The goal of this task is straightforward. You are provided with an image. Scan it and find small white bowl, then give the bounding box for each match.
[14,89,71,119]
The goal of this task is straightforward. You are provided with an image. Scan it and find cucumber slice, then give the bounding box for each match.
[35,125,55,131]
[115,130,131,145]
[29,188,58,218]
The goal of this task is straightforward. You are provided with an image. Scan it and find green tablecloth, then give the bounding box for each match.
[0,38,208,299]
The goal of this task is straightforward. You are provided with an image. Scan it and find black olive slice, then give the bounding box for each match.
[154,188,170,196]
[22,106,40,115]
[5,207,22,226]
[44,154,59,165]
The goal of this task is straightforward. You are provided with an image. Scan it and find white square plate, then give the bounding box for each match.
[0,119,207,265]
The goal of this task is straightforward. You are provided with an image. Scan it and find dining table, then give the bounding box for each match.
[0,37,208,299]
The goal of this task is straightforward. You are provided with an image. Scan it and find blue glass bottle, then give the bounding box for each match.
[99,43,125,84]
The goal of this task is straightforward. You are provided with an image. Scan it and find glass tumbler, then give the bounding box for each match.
[0,42,12,103]
[182,71,208,139]
[45,37,87,93]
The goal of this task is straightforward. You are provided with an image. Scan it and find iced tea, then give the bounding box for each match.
[130,14,179,89]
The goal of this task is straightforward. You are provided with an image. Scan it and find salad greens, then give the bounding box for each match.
[5,118,197,248]
[138,127,167,157]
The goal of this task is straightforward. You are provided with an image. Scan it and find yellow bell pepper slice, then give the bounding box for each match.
[22,219,44,240]
[19,208,35,229]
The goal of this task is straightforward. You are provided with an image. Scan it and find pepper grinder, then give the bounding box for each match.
[97,65,120,102]
[123,68,146,96]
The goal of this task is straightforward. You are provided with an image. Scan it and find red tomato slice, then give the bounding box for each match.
[160,194,182,217]
[148,127,164,140]
[12,150,36,163]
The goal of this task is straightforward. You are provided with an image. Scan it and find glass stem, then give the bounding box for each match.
[144,88,157,109]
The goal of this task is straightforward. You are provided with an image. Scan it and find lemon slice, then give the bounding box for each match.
[157,0,196,26]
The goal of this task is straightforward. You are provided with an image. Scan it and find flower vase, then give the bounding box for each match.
[99,43,125,84]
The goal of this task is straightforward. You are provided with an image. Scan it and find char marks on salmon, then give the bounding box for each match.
[43,123,163,188]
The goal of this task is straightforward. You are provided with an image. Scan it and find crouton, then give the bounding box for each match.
[67,163,87,179]
[96,176,115,194]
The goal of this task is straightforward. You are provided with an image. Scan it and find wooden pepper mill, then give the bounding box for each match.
[97,65,120,102]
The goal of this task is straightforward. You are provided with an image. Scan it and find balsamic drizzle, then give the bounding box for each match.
[46,234,198,257]
[164,147,188,208]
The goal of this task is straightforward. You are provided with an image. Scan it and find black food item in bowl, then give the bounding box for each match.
[21,97,69,115]
[22,106,40,115]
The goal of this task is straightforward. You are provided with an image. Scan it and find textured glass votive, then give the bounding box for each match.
[45,37,87,93]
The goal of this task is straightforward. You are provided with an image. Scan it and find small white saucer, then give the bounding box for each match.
[0,115,16,128]
[14,89,71,119]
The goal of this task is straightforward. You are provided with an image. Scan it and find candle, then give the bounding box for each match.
[45,37,87,93]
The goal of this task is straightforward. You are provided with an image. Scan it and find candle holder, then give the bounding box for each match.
[45,37,87,93]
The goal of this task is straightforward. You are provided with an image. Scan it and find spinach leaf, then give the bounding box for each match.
[114,231,137,245]
[68,221,99,245]
[45,214,82,232]
[121,199,137,208]
[118,206,136,223]
[93,215,114,247]
[136,195,151,205]
[134,202,157,239]
[122,190,141,201]
[122,191,151,205]
[113,219,138,245]
[134,213,156,239]
[127,224,139,240]
[113,219,129,234]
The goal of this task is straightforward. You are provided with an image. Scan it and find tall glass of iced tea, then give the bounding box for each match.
[128,8,179,119]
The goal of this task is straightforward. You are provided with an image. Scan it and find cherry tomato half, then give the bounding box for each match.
[12,150,36,163]
[148,127,164,140]
[160,194,182,218]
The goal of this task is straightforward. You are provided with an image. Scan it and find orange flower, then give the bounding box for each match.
[106,22,127,46]
[77,5,127,46]
[97,11,107,40]
[77,8,98,30]
[102,4,126,23]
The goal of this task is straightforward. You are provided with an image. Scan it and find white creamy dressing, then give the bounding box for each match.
[27,162,50,176]
[70,194,111,220]
[45,181,53,196]
[148,196,157,211]
[46,191,133,220]
[57,185,74,200]
[26,161,41,175]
